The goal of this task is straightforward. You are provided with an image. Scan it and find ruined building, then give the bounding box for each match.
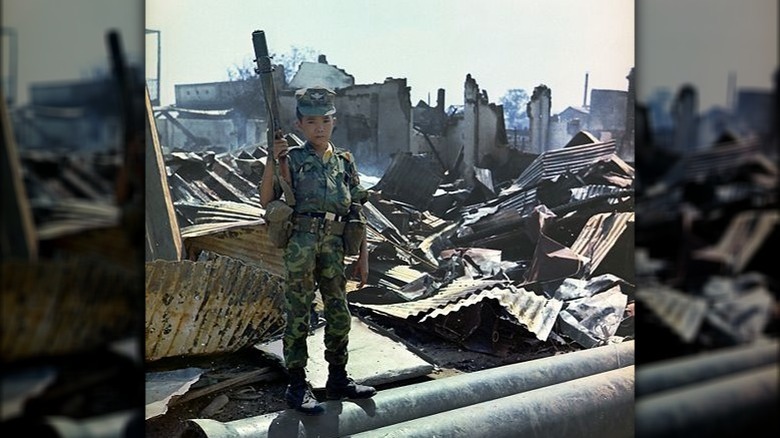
[536,69,635,161]
[157,58,513,182]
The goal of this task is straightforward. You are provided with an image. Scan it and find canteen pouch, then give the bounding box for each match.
[265,199,294,248]
[343,203,366,256]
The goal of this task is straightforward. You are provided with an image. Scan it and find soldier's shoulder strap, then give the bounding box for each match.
[333,146,354,163]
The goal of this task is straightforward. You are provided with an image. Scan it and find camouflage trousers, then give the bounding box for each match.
[282,229,351,369]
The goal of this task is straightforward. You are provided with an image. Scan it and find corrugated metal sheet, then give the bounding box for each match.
[145,254,286,361]
[2,258,140,362]
[419,211,451,233]
[569,185,631,204]
[507,140,617,193]
[190,201,263,224]
[693,210,779,273]
[383,264,431,286]
[570,212,634,277]
[356,280,562,341]
[373,153,444,210]
[355,279,501,320]
[665,139,762,185]
[421,285,562,341]
[636,286,708,343]
[181,221,285,279]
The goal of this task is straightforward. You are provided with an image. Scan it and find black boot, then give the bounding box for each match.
[285,368,324,415]
[326,364,376,400]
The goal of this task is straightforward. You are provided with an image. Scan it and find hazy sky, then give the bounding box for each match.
[4,1,775,115]
[2,0,144,105]
[637,0,777,110]
[146,0,635,113]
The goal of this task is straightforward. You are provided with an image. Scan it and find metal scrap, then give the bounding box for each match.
[145,254,286,361]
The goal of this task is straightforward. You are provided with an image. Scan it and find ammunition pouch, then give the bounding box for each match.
[343,204,366,256]
[265,200,295,248]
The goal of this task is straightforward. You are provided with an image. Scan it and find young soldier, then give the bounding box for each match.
[259,86,376,415]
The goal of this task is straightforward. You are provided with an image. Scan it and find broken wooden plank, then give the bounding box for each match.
[172,367,276,406]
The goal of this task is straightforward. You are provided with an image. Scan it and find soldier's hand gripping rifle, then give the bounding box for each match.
[251,30,292,186]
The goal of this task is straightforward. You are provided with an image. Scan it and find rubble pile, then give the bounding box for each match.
[634,136,779,361]
[162,131,636,357]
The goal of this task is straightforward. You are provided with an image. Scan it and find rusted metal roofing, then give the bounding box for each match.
[636,286,708,343]
[2,258,141,362]
[188,201,263,224]
[145,254,286,361]
[355,280,562,341]
[570,212,635,277]
[181,220,285,278]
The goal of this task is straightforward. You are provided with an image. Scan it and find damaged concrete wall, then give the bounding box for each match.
[672,84,699,153]
[292,79,412,173]
[174,81,256,110]
[458,74,508,183]
[548,116,571,151]
[155,117,239,153]
[165,69,411,174]
[527,85,551,154]
[588,89,628,154]
[409,77,513,179]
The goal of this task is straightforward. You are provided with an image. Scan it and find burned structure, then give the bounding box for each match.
[634,77,779,363]
[545,69,635,161]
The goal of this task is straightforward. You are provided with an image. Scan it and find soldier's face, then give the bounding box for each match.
[297,115,335,148]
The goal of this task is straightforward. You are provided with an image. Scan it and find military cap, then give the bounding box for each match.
[295,86,336,116]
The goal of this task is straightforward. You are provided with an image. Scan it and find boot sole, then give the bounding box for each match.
[326,391,377,400]
[286,402,325,415]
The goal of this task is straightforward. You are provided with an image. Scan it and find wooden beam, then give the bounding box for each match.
[1,90,37,261]
[144,88,182,261]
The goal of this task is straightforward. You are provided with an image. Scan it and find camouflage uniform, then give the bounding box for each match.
[279,141,367,369]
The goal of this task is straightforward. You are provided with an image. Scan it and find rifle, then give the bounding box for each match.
[106,29,144,242]
[251,30,292,186]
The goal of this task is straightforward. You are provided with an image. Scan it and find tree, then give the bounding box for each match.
[500,89,530,130]
[227,46,318,84]
[272,46,317,83]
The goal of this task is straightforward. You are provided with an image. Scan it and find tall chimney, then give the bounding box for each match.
[727,71,737,110]
[583,72,589,107]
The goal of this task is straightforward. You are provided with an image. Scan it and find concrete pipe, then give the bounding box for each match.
[636,339,778,397]
[347,365,635,438]
[183,340,634,438]
[2,410,142,438]
[636,364,778,438]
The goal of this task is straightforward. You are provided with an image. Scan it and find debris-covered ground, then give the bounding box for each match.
[140,127,637,436]
[144,312,580,437]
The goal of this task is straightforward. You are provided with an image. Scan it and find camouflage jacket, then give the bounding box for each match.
[275,142,367,216]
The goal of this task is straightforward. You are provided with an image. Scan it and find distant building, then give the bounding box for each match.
[735,88,773,139]
[13,67,143,151]
[288,61,355,91]
[522,68,633,160]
